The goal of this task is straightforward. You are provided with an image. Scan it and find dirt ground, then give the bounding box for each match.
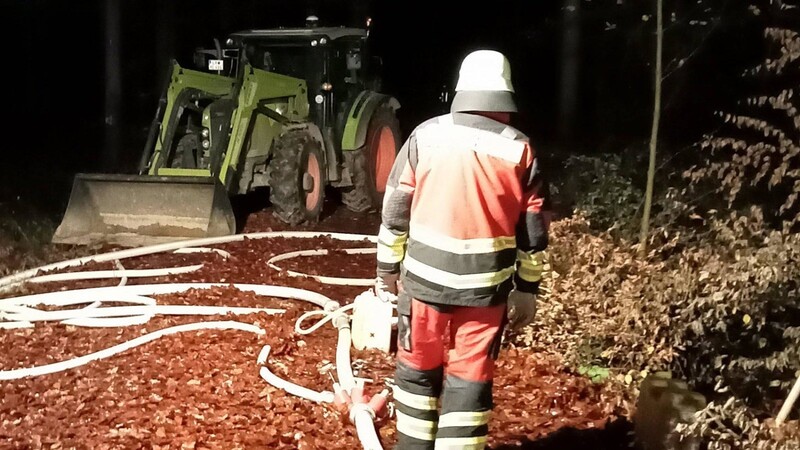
[0,201,632,449]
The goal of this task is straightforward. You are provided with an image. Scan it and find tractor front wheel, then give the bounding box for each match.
[268,131,326,225]
[341,105,400,212]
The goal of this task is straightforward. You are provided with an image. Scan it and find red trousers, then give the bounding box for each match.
[393,297,505,450]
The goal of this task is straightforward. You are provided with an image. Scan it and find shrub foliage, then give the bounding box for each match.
[515,23,800,450]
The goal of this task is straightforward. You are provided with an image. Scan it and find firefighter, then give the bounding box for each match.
[375,49,549,450]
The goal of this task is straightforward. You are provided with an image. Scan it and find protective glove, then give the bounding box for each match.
[506,290,537,330]
[375,273,399,303]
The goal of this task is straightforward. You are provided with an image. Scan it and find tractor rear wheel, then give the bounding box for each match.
[269,131,326,225]
[341,105,400,212]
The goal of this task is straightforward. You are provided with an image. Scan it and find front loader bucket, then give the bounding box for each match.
[52,174,235,247]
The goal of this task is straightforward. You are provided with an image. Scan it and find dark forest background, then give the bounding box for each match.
[1,0,781,219]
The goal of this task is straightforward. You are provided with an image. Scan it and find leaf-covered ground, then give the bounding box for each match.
[0,206,632,449]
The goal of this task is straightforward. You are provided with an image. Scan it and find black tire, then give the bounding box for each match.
[172,134,199,169]
[268,131,326,225]
[341,105,401,212]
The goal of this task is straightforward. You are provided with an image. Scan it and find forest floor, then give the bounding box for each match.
[0,200,634,449]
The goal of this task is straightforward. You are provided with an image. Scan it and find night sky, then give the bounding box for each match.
[3,0,771,217]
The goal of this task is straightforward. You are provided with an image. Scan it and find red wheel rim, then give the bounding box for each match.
[375,127,395,193]
[304,152,321,210]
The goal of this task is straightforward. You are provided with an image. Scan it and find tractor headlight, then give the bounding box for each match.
[201,128,210,138]
[202,139,210,149]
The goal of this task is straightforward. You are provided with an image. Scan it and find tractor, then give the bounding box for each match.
[53,18,400,246]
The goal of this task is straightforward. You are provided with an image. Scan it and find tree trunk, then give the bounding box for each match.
[557,0,581,141]
[103,0,121,172]
[156,0,176,80]
[639,0,663,253]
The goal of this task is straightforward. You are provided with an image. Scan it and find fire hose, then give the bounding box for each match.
[0,232,389,449]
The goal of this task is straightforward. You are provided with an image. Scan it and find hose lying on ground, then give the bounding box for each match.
[0,232,386,449]
[0,321,265,381]
[0,231,376,293]
[268,248,377,286]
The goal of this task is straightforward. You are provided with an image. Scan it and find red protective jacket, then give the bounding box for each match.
[377,112,548,307]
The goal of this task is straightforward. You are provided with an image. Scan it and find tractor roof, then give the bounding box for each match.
[229,27,367,42]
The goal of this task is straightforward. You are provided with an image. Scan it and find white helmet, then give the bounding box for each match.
[451,50,517,113]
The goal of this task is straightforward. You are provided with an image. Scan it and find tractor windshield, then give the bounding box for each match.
[192,47,239,77]
[243,42,318,80]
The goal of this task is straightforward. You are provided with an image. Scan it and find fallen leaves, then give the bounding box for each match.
[0,209,628,449]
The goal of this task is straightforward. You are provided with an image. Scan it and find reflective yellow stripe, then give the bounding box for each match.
[409,225,516,255]
[393,386,438,411]
[517,250,545,282]
[377,226,407,264]
[434,436,488,450]
[516,249,545,266]
[438,411,491,428]
[417,123,525,164]
[379,225,408,246]
[403,255,514,290]
[396,410,437,441]
[517,266,543,282]
[377,244,404,264]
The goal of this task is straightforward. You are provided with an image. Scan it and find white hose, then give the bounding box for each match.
[258,345,335,404]
[336,321,357,392]
[28,264,204,284]
[1,231,384,449]
[63,315,153,328]
[1,294,155,328]
[3,304,284,323]
[295,303,355,335]
[1,283,334,309]
[267,248,377,286]
[329,311,381,448]
[258,315,381,448]
[0,321,33,329]
[353,404,383,450]
[0,231,376,292]
[0,284,327,330]
[114,260,127,286]
[0,321,264,380]
[173,247,231,259]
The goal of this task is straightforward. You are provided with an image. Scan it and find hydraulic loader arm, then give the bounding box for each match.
[146,62,236,176]
[217,65,309,188]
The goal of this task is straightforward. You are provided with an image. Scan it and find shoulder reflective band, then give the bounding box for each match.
[416,123,525,164]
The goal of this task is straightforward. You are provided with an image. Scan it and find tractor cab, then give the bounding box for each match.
[192,43,240,78]
[224,26,376,156]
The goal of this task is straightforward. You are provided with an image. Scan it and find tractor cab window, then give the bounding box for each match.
[192,48,239,77]
[244,43,319,80]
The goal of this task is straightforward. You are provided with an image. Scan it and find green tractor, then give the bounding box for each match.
[53,19,400,246]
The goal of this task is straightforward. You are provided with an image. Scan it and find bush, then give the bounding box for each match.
[554,154,644,235]
[687,27,800,228]
[512,21,800,450]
